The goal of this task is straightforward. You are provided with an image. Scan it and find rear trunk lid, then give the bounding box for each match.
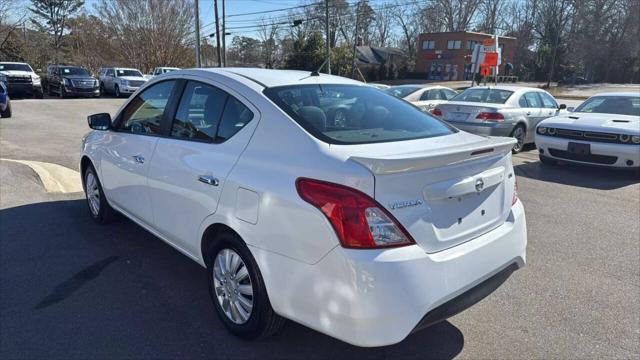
[436,102,509,122]
[333,131,517,253]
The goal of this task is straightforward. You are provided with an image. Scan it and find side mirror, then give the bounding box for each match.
[567,107,575,112]
[558,104,567,110]
[88,113,111,130]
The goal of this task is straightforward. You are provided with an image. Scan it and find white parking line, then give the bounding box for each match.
[0,158,83,193]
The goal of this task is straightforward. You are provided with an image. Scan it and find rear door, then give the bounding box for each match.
[520,92,544,139]
[147,79,259,255]
[99,80,177,225]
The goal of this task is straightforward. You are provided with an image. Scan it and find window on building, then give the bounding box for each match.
[447,40,461,49]
[422,40,435,50]
[467,40,479,50]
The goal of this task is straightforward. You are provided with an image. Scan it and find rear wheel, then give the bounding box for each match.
[83,165,117,223]
[510,125,526,153]
[1,102,11,118]
[206,232,285,339]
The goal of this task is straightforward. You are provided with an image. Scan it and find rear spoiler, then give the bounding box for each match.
[350,136,516,175]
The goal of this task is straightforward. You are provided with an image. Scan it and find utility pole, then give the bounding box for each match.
[350,10,360,78]
[324,0,331,74]
[222,0,226,67]
[194,0,202,67]
[214,0,222,67]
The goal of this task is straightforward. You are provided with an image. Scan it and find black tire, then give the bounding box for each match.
[35,90,43,99]
[510,124,526,153]
[83,165,117,223]
[99,82,105,97]
[539,154,558,166]
[114,85,121,98]
[206,232,285,339]
[59,84,66,99]
[1,102,11,118]
[47,83,53,96]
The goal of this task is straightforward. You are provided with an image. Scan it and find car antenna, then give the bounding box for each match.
[310,58,328,76]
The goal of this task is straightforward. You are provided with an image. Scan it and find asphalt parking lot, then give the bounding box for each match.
[1,98,638,359]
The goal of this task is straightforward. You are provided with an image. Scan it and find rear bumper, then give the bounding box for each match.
[536,134,640,168]
[447,120,515,138]
[255,201,527,347]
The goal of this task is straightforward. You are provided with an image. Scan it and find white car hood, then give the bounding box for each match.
[540,113,640,133]
[0,70,34,77]
[119,76,147,82]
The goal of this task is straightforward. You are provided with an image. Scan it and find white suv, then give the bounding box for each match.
[99,67,147,97]
[81,68,527,347]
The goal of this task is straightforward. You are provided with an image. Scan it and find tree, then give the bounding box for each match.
[228,36,261,66]
[257,18,280,69]
[29,0,84,62]
[284,31,325,71]
[95,0,194,72]
[434,0,482,32]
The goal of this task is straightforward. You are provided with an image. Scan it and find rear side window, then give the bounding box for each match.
[264,84,455,145]
[451,88,513,104]
[218,97,254,141]
[117,80,175,135]
[171,81,227,142]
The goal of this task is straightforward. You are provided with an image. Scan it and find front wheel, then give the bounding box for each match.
[207,232,285,339]
[58,84,66,99]
[1,102,11,118]
[114,85,121,98]
[83,165,117,223]
[510,125,526,153]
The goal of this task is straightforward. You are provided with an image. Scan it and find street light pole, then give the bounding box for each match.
[194,0,202,67]
[222,0,226,67]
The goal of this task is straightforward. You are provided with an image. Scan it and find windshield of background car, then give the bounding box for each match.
[264,84,456,145]
[60,67,90,76]
[573,96,640,116]
[0,63,33,72]
[117,69,143,77]
[162,68,178,73]
[451,88,514,104]
[383,86,421,98]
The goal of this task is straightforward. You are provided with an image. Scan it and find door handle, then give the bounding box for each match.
[131,155,145,164]
[198,175,219,186]
[526,112,532,116]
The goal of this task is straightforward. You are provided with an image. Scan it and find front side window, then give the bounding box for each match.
[539,92,558,108]
[523,92,542,108]
[442,89,457,100]
[264,84,455,145]
[171,81,227,142]
[451,88,513,104]
[384,86,421,99]
[574,96,640,116]
[117,80,175,135]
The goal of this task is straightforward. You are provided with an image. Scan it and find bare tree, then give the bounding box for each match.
[257,17,280,69]
[434,0,482,32]
[95,0,194,72]
[372,7,393,47]
[477,0,507,33]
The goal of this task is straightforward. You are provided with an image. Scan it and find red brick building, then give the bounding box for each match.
[415,31,517,81]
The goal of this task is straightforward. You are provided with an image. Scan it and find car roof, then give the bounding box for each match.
[198,67,363,88]
[468,85,542,92]
[591,92,639,97]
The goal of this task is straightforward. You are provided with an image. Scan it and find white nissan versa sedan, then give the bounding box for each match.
[81,68,527,347]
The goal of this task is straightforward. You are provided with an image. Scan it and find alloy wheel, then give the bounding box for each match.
[213,248,254,324]
[85,171,101,217]
[512,127,525,152]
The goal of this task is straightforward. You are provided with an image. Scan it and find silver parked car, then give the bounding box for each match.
[432,86,566,152]
[99,67,148,97]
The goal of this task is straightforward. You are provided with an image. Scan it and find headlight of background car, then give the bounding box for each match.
[619,134,631,143]
[632,135,640,144]
[537,127,547,135]
[32,75,41,85]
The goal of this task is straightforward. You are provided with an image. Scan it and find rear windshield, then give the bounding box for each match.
[451,88,514,104]
[0,63,33,72]
[116,69,143,77]
[384,86,421,98]
[574,96,640,116]
[264,84,456,145]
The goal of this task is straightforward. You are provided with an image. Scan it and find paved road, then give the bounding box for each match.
[1,98,638,359]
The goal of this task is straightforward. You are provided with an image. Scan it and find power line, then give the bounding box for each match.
[226,1,322,18]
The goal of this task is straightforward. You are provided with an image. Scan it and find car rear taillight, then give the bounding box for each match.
[296,178,415,249]
[512,178,519,206]
[476,112,505,121]
[431,108,442,116]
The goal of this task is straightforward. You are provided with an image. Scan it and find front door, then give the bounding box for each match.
[99,80,177,225]
[147,79,258,255]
